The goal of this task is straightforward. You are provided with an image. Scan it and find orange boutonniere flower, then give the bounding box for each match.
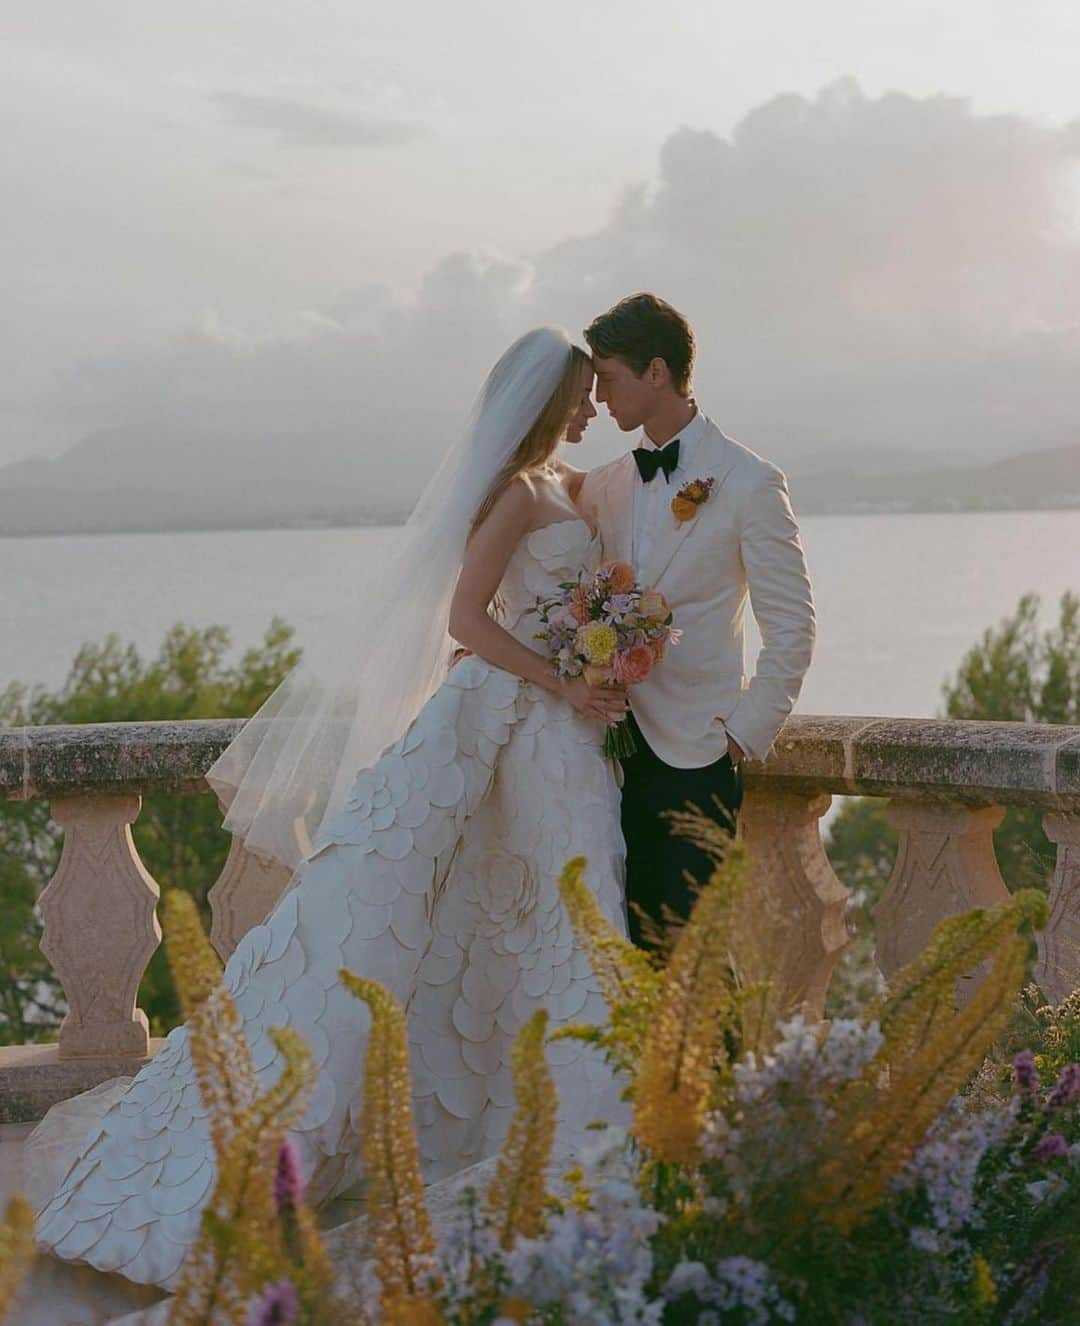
[671,476,715,524]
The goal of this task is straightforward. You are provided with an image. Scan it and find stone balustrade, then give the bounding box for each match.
[1,714,1079,1118]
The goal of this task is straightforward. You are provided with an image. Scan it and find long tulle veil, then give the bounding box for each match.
[206,326,577,869]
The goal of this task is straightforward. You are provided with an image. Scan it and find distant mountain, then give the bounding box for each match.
[0,427,1076,535]
[788,443,1080,514]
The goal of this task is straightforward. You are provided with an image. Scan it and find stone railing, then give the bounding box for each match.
[1,715,1078,1118]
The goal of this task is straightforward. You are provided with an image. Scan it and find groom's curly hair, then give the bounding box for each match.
[584,293,695,395]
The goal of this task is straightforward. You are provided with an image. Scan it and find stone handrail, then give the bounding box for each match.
[1,715,1078,1118]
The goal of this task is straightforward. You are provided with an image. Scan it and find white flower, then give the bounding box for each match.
[664,1256,794,1325]
[505,1128,662,1322]
[910,1226,943,1253]
[896,1099,1010,1234]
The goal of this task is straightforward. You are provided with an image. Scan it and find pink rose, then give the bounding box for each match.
[613,644,654,685]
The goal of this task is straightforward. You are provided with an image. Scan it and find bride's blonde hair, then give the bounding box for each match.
[469,344,589,538]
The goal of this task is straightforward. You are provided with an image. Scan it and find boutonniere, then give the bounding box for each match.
[671,476,715,524]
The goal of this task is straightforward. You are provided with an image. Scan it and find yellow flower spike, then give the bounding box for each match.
[341,969,440,1315]
[632,843,747,1165]
[164,895,317,1325]
[971,1253,997,1308]
[163,891,258,1167]
[486,1009,558,1248]
[874,889,1048,1069]
[385,1296,445,1325]
[0,1194,36,1320]
[169,1029,315,1324]
[813,935,1028,1236]
[557,858,662,1064]
[163,888,225,1018]
[498,1297,533,1323]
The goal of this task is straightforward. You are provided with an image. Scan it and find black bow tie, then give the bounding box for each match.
[633,438,680,484]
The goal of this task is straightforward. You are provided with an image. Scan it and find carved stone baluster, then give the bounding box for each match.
[208,835,295,961]
[40,795,161,1059]
[875,801,1010,1001]
[737,786,849,1021]
[1034,812,1080,1006]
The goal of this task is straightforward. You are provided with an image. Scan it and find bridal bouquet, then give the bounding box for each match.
[530,559,678,758]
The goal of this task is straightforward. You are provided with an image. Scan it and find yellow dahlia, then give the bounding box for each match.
[576,621,617,665]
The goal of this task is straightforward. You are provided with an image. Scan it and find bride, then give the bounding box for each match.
[30,328,632,1290]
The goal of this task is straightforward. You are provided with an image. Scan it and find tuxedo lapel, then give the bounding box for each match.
[644,427,737,587]
[598,453,636,566]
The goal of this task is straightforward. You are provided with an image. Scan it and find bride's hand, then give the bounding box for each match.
[559,676,629,723]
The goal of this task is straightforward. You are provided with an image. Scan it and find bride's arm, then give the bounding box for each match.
[448,480,626,723]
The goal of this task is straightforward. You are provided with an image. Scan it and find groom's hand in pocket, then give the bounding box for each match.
[726,736,745,765]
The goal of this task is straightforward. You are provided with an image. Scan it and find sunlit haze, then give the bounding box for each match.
[4,2,1080,492]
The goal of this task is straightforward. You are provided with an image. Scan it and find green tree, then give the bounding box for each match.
[0,619,300,1042]
[826,591,1079,1010]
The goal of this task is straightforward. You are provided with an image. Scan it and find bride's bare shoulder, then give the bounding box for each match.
[551,458,588,501]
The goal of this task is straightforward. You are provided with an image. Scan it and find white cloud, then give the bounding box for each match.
[212,91,425,149]
[10,81,1080,496]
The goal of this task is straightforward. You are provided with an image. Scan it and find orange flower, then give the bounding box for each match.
[570,585,591,624]
[583,663,615,687]
[650,637,668,664]
[671,496,698,523]
[639,588,670,621]
[598,560,636,594]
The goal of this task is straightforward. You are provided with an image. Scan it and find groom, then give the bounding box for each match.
[580,293,816,946]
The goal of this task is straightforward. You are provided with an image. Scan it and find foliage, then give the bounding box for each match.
[161,891,354,1326]
[339,969,440,1322]
[0,1195,35,1324]
[942,590,1078,891]
[151,820,1080,1323]
[0,619,300,1040]
[825,590,1079,1016]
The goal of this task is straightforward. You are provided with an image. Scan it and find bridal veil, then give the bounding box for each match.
[207,327,577,869]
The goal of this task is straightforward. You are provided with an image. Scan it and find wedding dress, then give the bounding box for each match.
[29,514,627,1290]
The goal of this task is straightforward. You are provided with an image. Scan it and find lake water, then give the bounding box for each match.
[3,511,1078,719]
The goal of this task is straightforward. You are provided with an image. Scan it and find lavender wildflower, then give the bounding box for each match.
[275,1137,304,1211]
[252,1277,300,1325]
[1012,1048,1038,1094]
[1046,1062,1080,1109]
[1033,1133,1069,1164]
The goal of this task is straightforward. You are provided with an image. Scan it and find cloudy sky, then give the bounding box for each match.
[4,1,1080,481]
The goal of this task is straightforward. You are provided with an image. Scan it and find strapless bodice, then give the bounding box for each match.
[499,517,601,645]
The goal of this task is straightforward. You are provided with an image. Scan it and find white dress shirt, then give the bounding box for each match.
[631,407,709,573]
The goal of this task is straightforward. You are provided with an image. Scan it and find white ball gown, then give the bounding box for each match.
[29,515,627,1289]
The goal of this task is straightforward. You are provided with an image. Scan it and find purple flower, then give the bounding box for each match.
[1046,1063,1080,1110]
[1012,1049,1038,1094]
[275,1138,304,1211]
[253,1278,299,1326]
[1033,1133,1069,1164]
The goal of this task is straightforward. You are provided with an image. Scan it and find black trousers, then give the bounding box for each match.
[619,712,743,947]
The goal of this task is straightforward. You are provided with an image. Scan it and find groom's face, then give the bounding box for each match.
[591,353,653,432]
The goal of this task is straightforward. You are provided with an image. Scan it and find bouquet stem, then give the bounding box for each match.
[603,718,637,760]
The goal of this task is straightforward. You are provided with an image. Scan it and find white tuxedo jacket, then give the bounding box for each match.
[580,418,815,767]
